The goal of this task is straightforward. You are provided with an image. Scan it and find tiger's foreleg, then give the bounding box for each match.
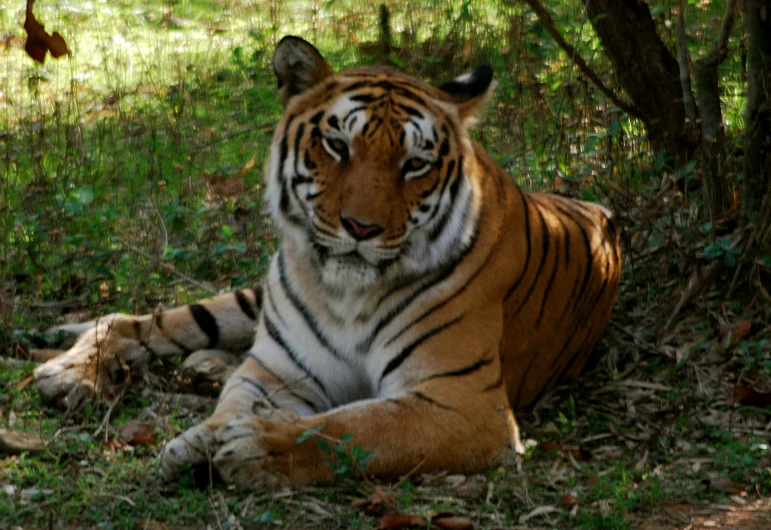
[160,363,516,486]
[33,288,261,411]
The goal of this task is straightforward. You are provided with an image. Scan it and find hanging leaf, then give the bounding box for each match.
[23,0,70,64]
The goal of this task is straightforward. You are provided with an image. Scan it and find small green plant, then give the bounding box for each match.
[297,427,375,478]
[702,237,742,267]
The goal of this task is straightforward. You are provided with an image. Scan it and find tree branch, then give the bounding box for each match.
[519,0,642,120]
[676,0,698,122]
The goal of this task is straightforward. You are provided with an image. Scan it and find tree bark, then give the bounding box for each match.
[743,0,771,218]
[583,0,696,164]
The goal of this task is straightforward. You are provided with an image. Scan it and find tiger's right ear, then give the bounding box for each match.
[273,36,333,106]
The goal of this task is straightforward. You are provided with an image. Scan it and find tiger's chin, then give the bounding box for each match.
[319,254,382,290]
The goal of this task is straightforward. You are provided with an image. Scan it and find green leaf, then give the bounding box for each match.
[339,433,354,444]
[296,425,323,444]
[75,185,94,205]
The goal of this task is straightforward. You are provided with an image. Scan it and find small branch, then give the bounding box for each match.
[123,242,218,295]
[676,0,698,121]
[716,0,739,56]
[519,0,642,119]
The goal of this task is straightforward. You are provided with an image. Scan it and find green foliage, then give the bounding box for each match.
[702,237,742,267]
[298,428,375,478]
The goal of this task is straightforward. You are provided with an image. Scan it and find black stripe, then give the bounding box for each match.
[249,353,320,412]
[421,357,492,382]
[222,376,280,409]
[379,314,465,384]
[361,225,479,351]
[509,204,550,318]
[505,188,532,300]
[235,289,257,320]
[277,252,347,363]
[428,157,465,242]
[189,304,219,349]
[553,203,594,317]
[263,312,329,398]
[153,312,163,330]
[385,240,494,347]
[412,391,451,410]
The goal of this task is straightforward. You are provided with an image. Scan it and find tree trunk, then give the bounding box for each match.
[743,0,771,218]
[583,0,696,164]
[694,55,728,220]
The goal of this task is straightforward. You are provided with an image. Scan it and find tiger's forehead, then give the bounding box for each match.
[320,78,442,151]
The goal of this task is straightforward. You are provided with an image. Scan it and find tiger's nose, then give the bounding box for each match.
[340,216,384,241]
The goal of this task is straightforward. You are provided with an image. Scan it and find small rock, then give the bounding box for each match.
[0,430,46,455]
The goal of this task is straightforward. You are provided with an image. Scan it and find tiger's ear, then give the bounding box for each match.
[273,36,334,106]
[438,65,495,128]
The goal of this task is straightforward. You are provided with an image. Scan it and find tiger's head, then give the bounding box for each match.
[267,36,494,290]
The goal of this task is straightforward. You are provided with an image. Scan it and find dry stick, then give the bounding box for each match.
[518,0,642,120]
[658,260,725,342]
[124,242,218,295]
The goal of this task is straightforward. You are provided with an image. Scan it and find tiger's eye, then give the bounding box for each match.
[402,158,431,179]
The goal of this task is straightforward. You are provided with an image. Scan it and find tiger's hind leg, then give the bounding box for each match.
[33,288,261,412]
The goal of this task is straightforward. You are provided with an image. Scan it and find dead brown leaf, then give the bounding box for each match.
[431,513,474,529]
[118,421,156,446]
[101,439,122,452]
[23,0,69,64]
[709,476,746,494]
[15,375,34,392]
[561,495,579,507]
[729,385,771,408]
[538,441,591,460]
[352,487,397,516]
[720,319,752,348]
[233,153,257,180]
[378,514,427,529]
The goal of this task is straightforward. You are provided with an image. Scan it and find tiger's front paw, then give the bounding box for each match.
[212,416,279,487]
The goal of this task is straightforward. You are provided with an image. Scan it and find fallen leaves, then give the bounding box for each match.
[377,514,473,530]
[23,0,70,64]
[719,319,752,348]
[729,385,771,408]
[118,421,156,446]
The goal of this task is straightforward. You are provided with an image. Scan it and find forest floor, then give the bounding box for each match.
[1,188,770,530]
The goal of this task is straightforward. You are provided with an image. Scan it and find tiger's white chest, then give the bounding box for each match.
[251,250,442,409]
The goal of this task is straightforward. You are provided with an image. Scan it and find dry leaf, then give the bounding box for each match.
[233,153,257,180]
[709,476,746,494]
[118,421,156,446]
[431,513,474,529]
[720,319,752,348]
[729,385,771,408]
[15,375,34,392]
[560,495,579,507]
[101,439,122,452]
[352,487,397,516]
[23,0,69,64]
[378,514,427,529]
[538,441,591,460]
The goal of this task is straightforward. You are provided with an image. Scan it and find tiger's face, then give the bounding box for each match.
[267,38,494,290]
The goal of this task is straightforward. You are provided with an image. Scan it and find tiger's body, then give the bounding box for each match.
[33,37,621,486]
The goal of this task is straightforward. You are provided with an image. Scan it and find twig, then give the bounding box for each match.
[658,260,725,341]
[391,455,428,490]
[518,0,642,119]
[124,242,217,295]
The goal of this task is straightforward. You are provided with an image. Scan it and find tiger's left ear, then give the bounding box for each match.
[438,65,495,128]
[273,36,334,106]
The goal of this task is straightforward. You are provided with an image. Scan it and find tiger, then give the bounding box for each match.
[33,36,621,487]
